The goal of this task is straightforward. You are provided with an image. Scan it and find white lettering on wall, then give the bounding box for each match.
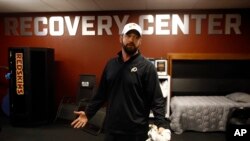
[4,17,19,35]
[191,14,206,34]
[3,14,242,36]
[65,16,80,36]
[49,16,64,36]
[20,17,32,36]
[208,14,223,34]
[34,17,48,36]
[82,16,95,35]
[98,16,112,35]
[172,14,189,35]
[225,14,241,34]
[139,15,154,35]
[113,15,129,34]
[155,14,170,35]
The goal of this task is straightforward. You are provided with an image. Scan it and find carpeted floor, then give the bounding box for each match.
[0,117,104,141]
[0,115,226,141]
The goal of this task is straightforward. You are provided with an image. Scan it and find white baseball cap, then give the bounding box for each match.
[122,23,142,36]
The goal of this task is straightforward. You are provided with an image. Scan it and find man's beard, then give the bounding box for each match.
[122,42,138,56]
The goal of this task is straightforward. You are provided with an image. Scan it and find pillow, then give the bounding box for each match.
[226,92,250,103]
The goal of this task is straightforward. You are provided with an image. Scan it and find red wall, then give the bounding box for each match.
[0,9,250,105]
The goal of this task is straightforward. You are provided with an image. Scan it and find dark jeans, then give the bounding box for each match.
[104,133,148,141]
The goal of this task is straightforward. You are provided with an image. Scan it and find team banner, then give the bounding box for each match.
[15,53,24,95]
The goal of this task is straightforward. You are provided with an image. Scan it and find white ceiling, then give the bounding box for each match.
[0,0,249,13]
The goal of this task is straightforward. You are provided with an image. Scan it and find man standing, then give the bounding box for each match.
[71,23,167,141]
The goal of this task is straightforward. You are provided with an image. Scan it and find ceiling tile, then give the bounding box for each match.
[0,0,249,13]
[0,0,54,12]
[41,0,75,11]
[66,0,101,11]
[146,0,199,10]
[94,0,147,11]
[194,0,250,9]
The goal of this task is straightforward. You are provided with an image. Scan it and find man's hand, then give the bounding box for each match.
[158,127,171,141]
[71,111,88,128]
[158,127,165,133]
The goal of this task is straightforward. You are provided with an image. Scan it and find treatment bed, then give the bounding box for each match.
[167,53,250,134]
